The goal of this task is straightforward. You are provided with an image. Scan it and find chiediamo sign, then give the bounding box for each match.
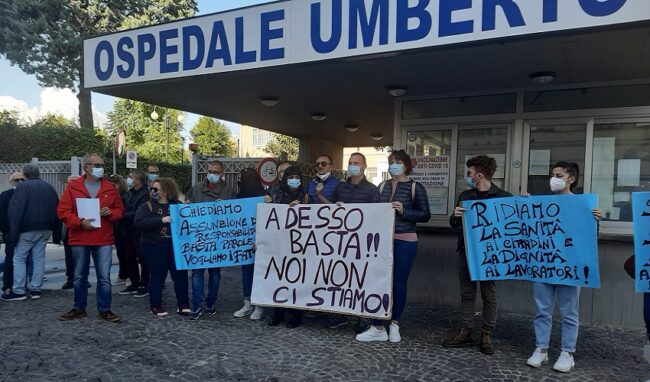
[84,0,650,88]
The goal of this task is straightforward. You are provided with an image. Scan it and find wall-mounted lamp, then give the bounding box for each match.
[387,87,407,97]
[311,113,327,121]
[370,134,384,141]
[528,71,557,85]
[345,124,359,132]
[260,97,279,107]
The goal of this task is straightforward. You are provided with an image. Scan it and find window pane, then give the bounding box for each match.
[592,122,650,222]
[455,125,510,203]
[527,125,586,196]
[406,130,452,215]
[524,84,650,113]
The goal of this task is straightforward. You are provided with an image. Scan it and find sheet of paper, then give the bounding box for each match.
[529,149,551,176]
[617,159,641,186]
[76,198,101,228]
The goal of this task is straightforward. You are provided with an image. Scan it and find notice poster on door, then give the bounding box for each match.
[411,156,450,187]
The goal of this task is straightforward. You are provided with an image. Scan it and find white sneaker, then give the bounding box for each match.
[356,326,388,342]
[250,306,264,320]
[233,300,254,318]
[388,322,401,343]
[112,277,127,286]
[553,351,575,373]
[125,279,132,287]
[526,348,549,368]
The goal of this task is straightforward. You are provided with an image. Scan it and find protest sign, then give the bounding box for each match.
[170,197,264,270]
[462,194,600,287]
[251,203,395,319]
[632,192,650,292]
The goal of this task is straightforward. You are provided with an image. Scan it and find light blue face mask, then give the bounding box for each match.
[207,173,220,184]
[91,167,104,179]
[347,165,361,177]
[389,163,404,177]
[287,178,301,189]
[464,175,476,189]
[126,177,134,188]
[148,173,159,182]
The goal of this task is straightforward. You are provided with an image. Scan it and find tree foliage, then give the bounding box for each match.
[106,99,185,163]
[0,0,197,129]
[265,133,300,161]
[190,117,236,157]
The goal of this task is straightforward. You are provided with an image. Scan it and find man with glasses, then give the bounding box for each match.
[186,160,234,320]
[2,165,60,301]
[306,154,340,205]
[57,154,124,322]
[0,172,25,294]
[146,165,160,185]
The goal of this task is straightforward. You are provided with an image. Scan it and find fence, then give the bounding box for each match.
[0,157,80,195]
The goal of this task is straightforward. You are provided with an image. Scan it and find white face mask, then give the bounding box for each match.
[317,172,330,181]
[549,177,567,192]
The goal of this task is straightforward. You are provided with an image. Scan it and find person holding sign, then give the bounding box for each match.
[443,155,511,355]
[134,178,190,317]
[233,168,271,320]
[526,162,602,372]
[269,165,306,328]
[57,154,124,322]
[306,154,340,205]
[356,149,430,343]
[186,160,235,320]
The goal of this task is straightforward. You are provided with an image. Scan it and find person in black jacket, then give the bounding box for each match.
[442,155,511,355]
[107,175,129,286]
[0,172,25,293]
[233,168,271,321]
[269,166,305,328]
[2,164,59,301]
[134,177,189,316]
[356,150,430,343]
[119,169,150,297]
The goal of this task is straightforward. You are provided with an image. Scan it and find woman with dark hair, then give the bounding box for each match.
[269,165,305,328]
[233,168,271,321]
[134,178,190,316]
[526,161,602,372]
[107,175,129,285]
[356,150,431,343]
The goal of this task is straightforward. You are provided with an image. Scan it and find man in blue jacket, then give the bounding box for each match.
[0,172,26,293]
[2,164,60,301]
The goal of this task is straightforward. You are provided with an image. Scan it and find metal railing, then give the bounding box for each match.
[0,157,80,195]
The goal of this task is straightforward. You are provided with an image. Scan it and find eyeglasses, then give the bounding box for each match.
[315,161,331,167]
[13,178,25,182]
[207,170,223,175]
[150,187,159,192]
[87,163,104,168]
[148,171,159,175]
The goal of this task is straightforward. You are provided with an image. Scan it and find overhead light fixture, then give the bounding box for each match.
[370,134,383,141]
[260,97,279,107]
[345,124,359,132]
[311,113,327,121]
[528,71,557,85]
[387,87,407,97]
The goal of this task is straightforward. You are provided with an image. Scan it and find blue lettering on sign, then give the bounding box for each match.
[182,25,205,71]
[579,0,627,17]
[542,0,558,23]
[439,0,474,37]
[94,40,114,81]
[159,29,179,73]
[349,0,389,49]
[260,9,285,61]
[396,0,432,43]
[206,20,232,67]
[482,0,526,31]
[311,0,342,54]
[116,37,134,79]
[235,17,257,64]
[137,33,156,76]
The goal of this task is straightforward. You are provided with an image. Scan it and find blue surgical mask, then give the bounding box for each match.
[91,167,104,179]
[389,163,404,177]
[126,177,134,188]
[207,173,220,184]
[287,178,301,189]
[464,176,476,189]
[148,173,159,182]
[347,165,361,177]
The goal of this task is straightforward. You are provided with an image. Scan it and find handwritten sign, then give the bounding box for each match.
[170,197,264,270]
[251,203,395,319]
[411,156,450,187]
[462,194,600,287]
[632,192,650,292]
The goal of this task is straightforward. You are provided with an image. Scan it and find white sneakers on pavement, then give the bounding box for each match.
[526,348,549,368]
[553,351,575,373]
[388,322,401,343]
[250,306,264,320]
[356,326,388,342]
[234,300,254,318]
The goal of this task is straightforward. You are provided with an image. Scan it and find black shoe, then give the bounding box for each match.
[119,285,138,295]
[30,291,42,299]
[286,320,301,329]
[134,287,149,298]
[327,315,349,329]
[269,313,284,326]
[61,281,73,290]
[1,291,27,301]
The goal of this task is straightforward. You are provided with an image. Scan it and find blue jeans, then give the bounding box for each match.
[141,240,189,308]
[533,282,580,352]
[71,245,112,312]
[644,293,650,340]
[12,230,50,294]
[374,239,418,325]
[191,268,221,309]
[242,264,254,299]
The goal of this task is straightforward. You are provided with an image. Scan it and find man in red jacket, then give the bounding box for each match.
[57,154,124,322]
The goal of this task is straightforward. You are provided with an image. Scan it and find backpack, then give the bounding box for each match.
[379,180,416,202]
